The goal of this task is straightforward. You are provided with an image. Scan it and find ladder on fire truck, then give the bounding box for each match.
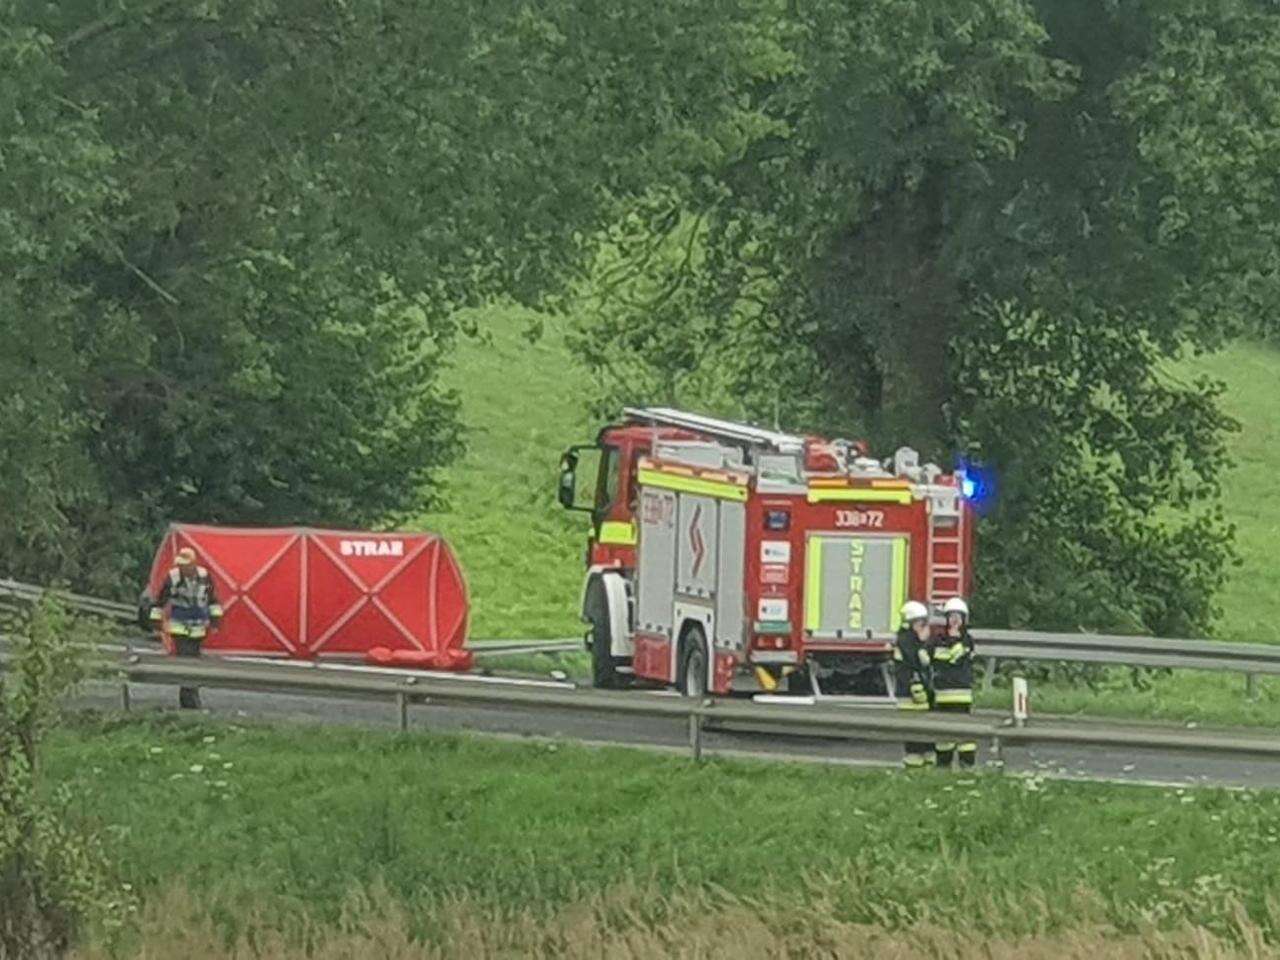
[623,407,807,454]
[926,491,967,610]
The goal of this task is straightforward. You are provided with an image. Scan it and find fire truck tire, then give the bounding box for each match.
[586,585,622,689]
[680,628,709,697]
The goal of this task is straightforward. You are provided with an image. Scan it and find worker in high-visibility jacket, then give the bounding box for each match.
[930,597,976,768]
[893,600,935,768]
[147,546,222,709]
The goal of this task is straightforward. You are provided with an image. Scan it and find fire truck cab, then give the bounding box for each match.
[557,407,975,702]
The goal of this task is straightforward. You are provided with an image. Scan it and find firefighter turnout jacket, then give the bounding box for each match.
[892,626,934,710]
[928,627,975,705]
[149,565,223,639]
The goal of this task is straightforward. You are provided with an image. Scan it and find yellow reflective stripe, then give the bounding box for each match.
[807,487,913,504]
[936,741,957,751]
[897,701,930,711]
[805,538,822,632]
[169,623,190,636]
[957,742,978,753]
[935,690,973,705]
[208,604,224,618]
[149,607,162,621]
[638,467,747,502]
[598,521,637,546]
[891,537,907,614]
[903,754,929,768]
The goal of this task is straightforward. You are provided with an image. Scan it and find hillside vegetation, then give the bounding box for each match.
[424,309,1279,644]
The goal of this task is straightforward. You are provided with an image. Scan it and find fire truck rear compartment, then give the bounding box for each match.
[803,533,908,639]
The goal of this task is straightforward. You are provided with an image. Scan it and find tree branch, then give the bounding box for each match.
[59,0,184,52]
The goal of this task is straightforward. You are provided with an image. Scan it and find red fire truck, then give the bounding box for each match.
[557,408,975,702]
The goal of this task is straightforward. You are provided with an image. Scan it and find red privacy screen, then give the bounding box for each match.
[147,524,469,662]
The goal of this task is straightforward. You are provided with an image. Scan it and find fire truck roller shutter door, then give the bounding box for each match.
[714,499,746,650]
[805,535,909,637]
[636,488,678,637]
[676,494,718,600]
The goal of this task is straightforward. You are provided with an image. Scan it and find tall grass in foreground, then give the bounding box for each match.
[74,882,1280,959]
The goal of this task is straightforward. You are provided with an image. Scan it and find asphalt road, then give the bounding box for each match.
[71,677,1280,790]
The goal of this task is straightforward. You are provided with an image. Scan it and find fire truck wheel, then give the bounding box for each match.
[680,629,709,697]
[588,602,621,689]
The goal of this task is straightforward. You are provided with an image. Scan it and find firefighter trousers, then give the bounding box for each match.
[173,635,203,710]
[899,702,934,768]
[934,699,977,768]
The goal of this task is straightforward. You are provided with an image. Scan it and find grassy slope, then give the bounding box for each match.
[1185,341,1280,640]
[415,308,590,639]
[55,716,1280,952]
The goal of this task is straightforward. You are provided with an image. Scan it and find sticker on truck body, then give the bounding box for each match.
[761,541,791,564]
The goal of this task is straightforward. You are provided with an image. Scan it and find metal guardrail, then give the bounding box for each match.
[3,576,1278,692]
[971,628,1280,698]
[2,638,1277,765]
[75,654,1280,763]
[0,577,136,622]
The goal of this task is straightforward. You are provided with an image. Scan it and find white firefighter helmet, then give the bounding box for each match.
[900,600,930,624]
[943,597,970,618]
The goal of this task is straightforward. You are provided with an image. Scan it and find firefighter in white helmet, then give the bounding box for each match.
[929,597,977,768]
[893,600,935,768]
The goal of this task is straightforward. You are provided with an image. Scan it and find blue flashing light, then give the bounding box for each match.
[956,459,997,514]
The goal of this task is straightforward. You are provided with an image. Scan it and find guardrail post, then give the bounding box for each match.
[989,734,1003,771]
[396,691,408,732]
[120,681,130,712]
[1246,673,1258,700]
[688,701,706,762]
[982,657,997,692]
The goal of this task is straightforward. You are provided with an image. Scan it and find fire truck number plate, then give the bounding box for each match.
[835,509,884,529]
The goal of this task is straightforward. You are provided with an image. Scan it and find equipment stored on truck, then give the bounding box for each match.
[557,408,976,701]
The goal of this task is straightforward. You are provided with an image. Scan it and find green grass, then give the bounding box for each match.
[472,648,592,678]
[414,307,591,639]
[52,715,1280,953]
[1185,341,1280,641]
[976,670,1280,728]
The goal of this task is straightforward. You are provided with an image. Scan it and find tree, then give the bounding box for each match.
[1,0,784,595]
[572,0,1276,634]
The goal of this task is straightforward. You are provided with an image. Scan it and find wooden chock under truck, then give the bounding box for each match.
[557,408,976,703]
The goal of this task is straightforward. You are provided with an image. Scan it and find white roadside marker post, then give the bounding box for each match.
[1012,676,1029,729]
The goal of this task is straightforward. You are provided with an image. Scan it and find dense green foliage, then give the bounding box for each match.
[0,600,121,959]
[573,0,1280,634]
[0,0,771,595]
[48,716,1280,951]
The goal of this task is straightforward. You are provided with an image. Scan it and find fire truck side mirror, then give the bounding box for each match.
[557,451,580,511]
